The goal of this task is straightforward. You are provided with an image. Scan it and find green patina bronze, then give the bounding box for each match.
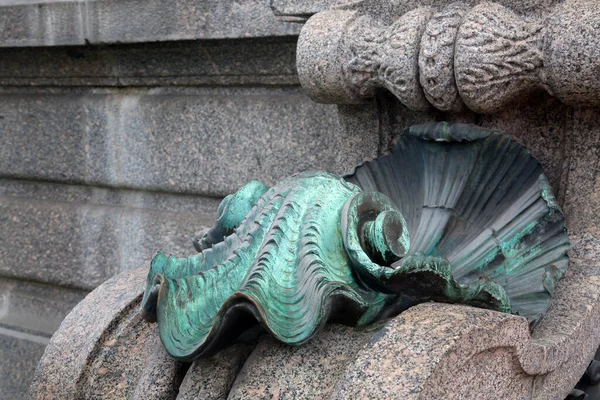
[141,122,569,361]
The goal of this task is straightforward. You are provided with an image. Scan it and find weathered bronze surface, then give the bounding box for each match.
[141,122,569,361]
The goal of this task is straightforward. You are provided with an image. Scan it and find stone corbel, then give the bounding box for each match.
[297,1,600,113]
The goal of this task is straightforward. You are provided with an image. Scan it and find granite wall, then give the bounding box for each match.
[3,0,600,398]
[0,2,360,397]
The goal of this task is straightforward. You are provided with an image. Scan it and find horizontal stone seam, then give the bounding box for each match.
[0,85,305,95]
[0,73,299,79]
[0,177,224,208]
[0,174,232,199]
[0,275,90,296]
[0,192,212,217]
[0,323,51,345]
[0,34,304,49]
[0,270,116,293]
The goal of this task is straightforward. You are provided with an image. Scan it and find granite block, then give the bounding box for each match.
[0,194,120,289]
[86,0,300,44]
[0,87,344,197]
[0,179,221,214]
[0,277,86,336]
[543,0,600,107]
[0,277,84,399]
[0,180,219,290]
[0,1,84,47]
[82,88,344,196]
[0,92,87,183]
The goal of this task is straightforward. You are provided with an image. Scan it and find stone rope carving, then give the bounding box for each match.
[297,1,600,113]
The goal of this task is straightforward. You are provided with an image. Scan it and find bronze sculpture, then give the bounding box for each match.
[141,122,569,361]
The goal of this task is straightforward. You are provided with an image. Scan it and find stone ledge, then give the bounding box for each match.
[0,38,299,87]
[0,0,300,48]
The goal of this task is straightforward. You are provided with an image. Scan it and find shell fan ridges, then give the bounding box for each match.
[344,122,569,323]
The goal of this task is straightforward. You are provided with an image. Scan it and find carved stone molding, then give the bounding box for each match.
[419,3,469,112]
[297,0,600,113]
[454,2,544,113]
[346,7,434,111]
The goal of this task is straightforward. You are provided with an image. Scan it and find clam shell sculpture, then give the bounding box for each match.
[141,122,569,361]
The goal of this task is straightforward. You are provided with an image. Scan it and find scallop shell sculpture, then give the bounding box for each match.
[141,122,569,361]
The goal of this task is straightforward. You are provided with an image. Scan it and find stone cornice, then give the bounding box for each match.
[0,0,300,47]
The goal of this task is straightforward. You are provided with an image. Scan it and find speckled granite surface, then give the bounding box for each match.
[14,1,600,398]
